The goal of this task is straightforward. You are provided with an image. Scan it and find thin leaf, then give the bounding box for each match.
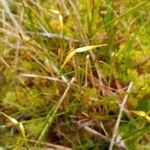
[1,112,26,139]
[75,44,107,52]
[131,110,150,123]
[60,50,76,70]
[1,112,18,125]
[60,44,107,71]
[18,122,26,139]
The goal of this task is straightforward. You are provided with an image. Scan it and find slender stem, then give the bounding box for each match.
[109,82,133,150]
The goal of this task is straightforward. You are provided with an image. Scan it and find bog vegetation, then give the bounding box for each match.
[0,0,150,150]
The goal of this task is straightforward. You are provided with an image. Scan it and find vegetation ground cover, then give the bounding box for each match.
[0,0,150,149]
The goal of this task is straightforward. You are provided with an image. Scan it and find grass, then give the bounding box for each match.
[0,0,150,149]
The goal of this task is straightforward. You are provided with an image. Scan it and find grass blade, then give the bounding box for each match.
[60,44,107,71]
